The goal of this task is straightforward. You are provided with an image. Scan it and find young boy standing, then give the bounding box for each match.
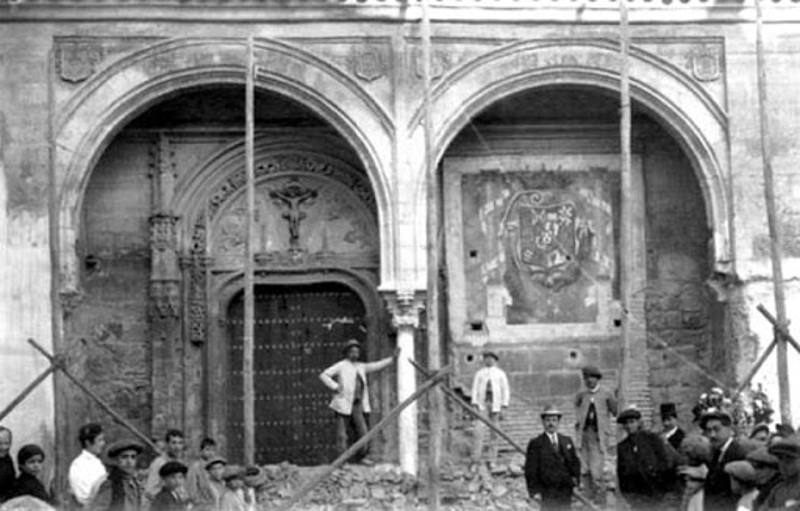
[13,444,55,505]
[151,461,189,511]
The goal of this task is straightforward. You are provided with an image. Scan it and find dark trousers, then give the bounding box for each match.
[541,487,573,511]
[336,399,369,461]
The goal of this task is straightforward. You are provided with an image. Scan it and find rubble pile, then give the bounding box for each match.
[254,460,535,510]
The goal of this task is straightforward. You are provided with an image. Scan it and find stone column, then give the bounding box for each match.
[384,289,425,475]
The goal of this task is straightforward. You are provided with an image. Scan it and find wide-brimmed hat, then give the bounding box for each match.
[342,339,362,355]
[481,351,499,361]
[746,447,779,468]
[223,465,246,482]
[159,461,188,478]
[724,460,757,483]
[769,437,800,460]
[660,403,678,419]
[617,407,642,424]
[581,366,602,379]
[205,457,227,471]
[540,404,563,418]
[699,408,733,429]
[106,439,144,458]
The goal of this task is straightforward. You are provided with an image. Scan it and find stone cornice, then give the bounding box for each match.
[3,1,800,24]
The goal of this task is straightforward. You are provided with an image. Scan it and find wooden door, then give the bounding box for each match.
[227,282,367,465]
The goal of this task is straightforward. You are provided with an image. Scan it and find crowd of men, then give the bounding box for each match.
[0,342,799,510]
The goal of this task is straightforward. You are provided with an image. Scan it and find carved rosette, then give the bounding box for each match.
[383,289,426,330]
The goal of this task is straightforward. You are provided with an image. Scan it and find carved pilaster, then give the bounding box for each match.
[184,221,211,345]
[149,213,180,319]
[149,132,177,214]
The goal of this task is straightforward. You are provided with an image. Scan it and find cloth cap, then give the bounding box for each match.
[342,339,362,355]
[749,423,770,439]
[106,439,144,458]
[205,457,227,471]
[699,409,733,429]
[17,444,45,466]
[581,366,602,379]
[223,465,246,482]
[540,404,563,418]
[746,447,779,468]
[724,460,757,483]
[244,466,267,487]
[159,461,188,478]
[660,403,678,419]
[617,407,642,424]
[769,437,800,459]
[481,351,499,361]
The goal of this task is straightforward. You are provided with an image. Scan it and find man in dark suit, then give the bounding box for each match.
[701,409,749,511]
[151,461,188,511]
[524,405,581,511]
[617,407,678,510]
[659,403,685,452]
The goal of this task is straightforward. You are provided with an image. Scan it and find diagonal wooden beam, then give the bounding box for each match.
[0,340,62,423]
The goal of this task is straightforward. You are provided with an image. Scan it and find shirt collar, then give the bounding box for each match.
[719,437,734,457]
[664,426,678,438]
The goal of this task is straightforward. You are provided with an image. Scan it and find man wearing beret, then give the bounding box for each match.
[524,405,580,510]
[701,409,749,511]
[746,447,781,511]
[762,436,800,510]
[470,351,510,469]
[151,461,189,511]
[617,406,678,510]
[320,339,400,463]
[574,365,617,505]
[90,440,144,511]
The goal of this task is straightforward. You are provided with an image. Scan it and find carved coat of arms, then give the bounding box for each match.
[502,190,594,291]
[689,46,721,82]
[352,44,385,83]
[57,41,104,83]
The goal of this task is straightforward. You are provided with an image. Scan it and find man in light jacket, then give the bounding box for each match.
[470,351,510,469]
[319,339,399,463]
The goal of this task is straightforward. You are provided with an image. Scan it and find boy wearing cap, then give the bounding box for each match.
[151,461,189,511]
[12,444,55,505]
[762,436,800,510]
[660,403,686,452]
[145,429,187,502]
[574,365,617,504]
[0,426,16,503]
[186,437,218,507]
[90,439,144,511]
[69,423,108,507]
[524,405,580,511]
[617,406,678,510]
[724,460,758,511]
[202,458,227,511]
[470,351,510,469]
[701,410,749,511]
[219,466,249,511]
[746,447,781,511]
[319,339,400,462]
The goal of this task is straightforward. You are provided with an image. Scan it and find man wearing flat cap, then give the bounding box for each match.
[151,461,189,511]
[524,405,580,510]
[90,440,144,511]
[470,350,510,468]
[762,436,800,510]
[574,365,617,505]
[320,339,400,463]
[617,406,678,510]
[746,447,781,511]
[701,409,749,511]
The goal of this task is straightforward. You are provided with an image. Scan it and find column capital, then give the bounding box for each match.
[381,288,426,329]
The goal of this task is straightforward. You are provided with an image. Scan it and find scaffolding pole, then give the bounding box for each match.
[421,0,443,508]
[243,36,256,465]
[618,0,635,411]
[754,0,791,425]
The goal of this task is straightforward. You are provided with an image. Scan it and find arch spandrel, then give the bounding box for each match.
[55,37,396,291]
[407,40,732,277]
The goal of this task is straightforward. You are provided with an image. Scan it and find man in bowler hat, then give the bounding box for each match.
[470,350,510,468]
[574,365,617,504]
[660,403,685,452]
[524,405,580,511]
[320,339,399,463]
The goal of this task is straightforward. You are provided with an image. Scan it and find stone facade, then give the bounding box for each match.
[2,0,800,480]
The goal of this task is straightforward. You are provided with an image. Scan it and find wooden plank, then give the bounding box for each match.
[754,0,791,425]
[243,35,257,466]
[275,365,451,511]
[0,350,59,423]
[28,339,159,452]
[756,305,800,355]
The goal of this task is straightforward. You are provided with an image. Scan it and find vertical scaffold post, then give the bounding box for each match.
[243,36,256,465]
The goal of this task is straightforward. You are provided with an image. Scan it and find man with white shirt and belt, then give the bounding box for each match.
[68,423,108,507]
[470,351,510,469]
[320,339,399,464]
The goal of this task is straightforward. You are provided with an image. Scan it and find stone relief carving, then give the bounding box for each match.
[185,220,210,345]
[352,43,386,83]
[687,45,722,82]
[56,40,104,83]
[269,180,319,249]
[384,289,426,330]
[411,46,454,81]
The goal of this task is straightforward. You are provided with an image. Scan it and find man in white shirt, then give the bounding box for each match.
[470,351,510,468]
[319,339,399,463]
[68,423,107,507]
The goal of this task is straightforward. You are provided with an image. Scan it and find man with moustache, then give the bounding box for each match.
[702,410,749,511]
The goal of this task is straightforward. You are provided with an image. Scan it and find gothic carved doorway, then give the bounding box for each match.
[226,282,367,465]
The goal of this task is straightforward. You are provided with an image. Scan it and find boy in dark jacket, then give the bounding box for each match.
[90,439,144,511]
[0,427,15,503]
[151,461,188,511]
[13,444,55,505]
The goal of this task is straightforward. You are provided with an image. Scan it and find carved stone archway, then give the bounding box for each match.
[406,39,732,278]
